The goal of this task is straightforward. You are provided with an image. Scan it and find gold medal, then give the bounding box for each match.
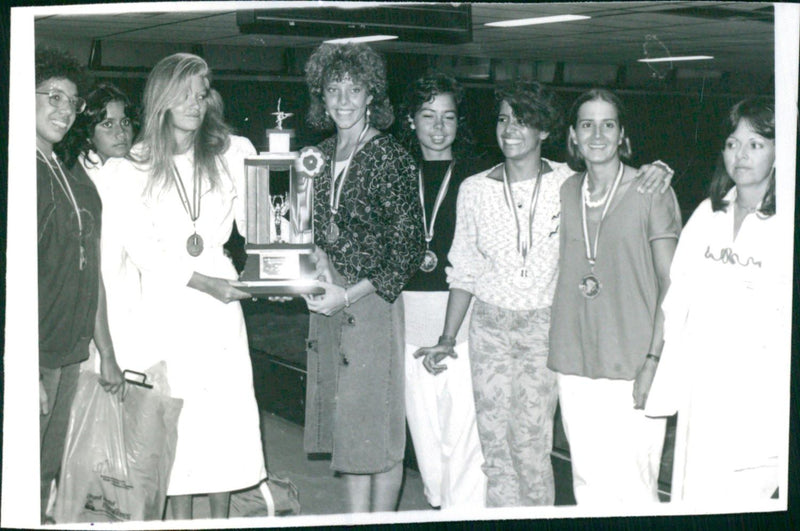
[171,161,203,257]
[328,122,369,247]
[579,163,624,299]
[420,249,438,273]
[579,273,601,299]
[186,233,204,257]
[37,149,87,270]
[326,221,340,244]
[501,163,543,290]
[418,162,454,274]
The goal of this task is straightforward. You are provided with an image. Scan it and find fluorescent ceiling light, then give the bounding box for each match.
[638,55,714,63]
[485,14,591,27]
[324,35,398,44]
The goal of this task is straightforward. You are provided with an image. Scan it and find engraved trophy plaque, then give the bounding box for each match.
[240,100,325,296]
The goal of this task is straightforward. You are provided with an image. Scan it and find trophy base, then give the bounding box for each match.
[240,279,324,297]
[240,243,324,297]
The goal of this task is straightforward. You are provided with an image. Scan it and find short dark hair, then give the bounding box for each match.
[396,71,476,162]
[35,45,91,95]
[565,88,632,172]
[493,81,563,142]
[709,96,775,216]
[304,43,394,131]
[57,83,139,168]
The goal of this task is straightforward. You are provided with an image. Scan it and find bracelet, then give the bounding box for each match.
[438,334,456,347]
[645,353,660,363]
[343,288,351,308]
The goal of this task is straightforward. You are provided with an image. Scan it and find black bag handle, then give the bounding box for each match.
[123,370,153,389]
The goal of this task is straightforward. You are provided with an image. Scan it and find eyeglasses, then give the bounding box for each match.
[36,89,86,114]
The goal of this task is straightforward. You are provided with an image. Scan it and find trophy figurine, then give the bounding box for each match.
[239,100,325,296]
[271,193,287,243]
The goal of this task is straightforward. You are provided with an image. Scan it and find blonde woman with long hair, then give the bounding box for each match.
[102,53,265,519]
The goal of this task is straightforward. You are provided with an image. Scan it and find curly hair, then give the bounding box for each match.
[709,96,775,216]
[133,53,231,195]
[396,71,476,162]
[565,88,633,172]
[304,43,394,131]
[494,81,563,143]
[57,83,139,168]
[35,45,91,95]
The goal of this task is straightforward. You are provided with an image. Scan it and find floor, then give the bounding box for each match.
[183,300,671,522]
[189,410,577,521]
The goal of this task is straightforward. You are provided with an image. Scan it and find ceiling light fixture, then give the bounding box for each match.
[638,55,714,63]
[324,35,398,44]
[485,14,591,27]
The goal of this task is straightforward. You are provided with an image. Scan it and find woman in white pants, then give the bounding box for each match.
[548,88,681,504]
[397,72,492,509]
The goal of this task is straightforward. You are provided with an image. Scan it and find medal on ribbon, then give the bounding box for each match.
[37,149,87,270]
[579,162,625,299]
[578,273,601,299]
[325,220,340,244]
[501,163,543,290]
[420,249,439,273]
[172,161,203,257]
[327,122,370,245]
[418,162,454,273]
[186,233,204,257]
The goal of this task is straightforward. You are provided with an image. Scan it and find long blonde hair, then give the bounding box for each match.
[133,53,231,194]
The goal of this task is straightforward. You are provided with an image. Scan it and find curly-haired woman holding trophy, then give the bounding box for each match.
[301,42,425,513]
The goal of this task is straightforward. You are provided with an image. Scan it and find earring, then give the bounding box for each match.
[366,108,371,120]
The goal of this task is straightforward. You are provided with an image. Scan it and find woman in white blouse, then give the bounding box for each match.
[101,53,265,519]
[645,97,782,503]
[58,83,139,370]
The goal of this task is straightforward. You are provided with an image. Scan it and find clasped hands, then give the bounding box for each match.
[413,342,458,376]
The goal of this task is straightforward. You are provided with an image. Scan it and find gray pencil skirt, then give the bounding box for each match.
[304,292,406,473]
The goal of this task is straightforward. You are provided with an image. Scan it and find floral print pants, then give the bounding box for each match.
[468,300,558,507]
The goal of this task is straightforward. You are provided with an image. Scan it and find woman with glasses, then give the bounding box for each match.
[58,83,140,371]
[35,46,124,524]
[101,53,265,519]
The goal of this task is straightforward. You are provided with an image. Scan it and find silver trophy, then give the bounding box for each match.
[240,101,325,296]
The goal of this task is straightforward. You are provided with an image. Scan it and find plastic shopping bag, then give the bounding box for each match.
[54,365,182,523]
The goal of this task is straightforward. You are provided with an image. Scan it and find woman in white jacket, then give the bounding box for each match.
[645,97,782,503]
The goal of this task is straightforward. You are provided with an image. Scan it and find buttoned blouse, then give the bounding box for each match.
[314,134,426,303]
[446,159,572,311]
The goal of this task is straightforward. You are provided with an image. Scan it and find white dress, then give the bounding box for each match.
[101,136,266,495]
[646,188,786,503]
[82,153,145,374]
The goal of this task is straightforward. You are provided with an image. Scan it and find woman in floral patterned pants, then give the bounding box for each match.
[414,82,673,507]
